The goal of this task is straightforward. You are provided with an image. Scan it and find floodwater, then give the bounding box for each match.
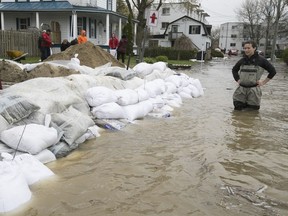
[4,58,288,216]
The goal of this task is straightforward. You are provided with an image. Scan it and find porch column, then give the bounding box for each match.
[105,14,110,44]
[134,22,137,45]
[35,12,39,29]
[1,12,4,30]
[72,11,77,39]
[118,18,122,38]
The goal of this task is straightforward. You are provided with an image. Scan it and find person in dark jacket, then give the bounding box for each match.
[232,40,276,110]
[60,39,70,51]
[117,35,128,63]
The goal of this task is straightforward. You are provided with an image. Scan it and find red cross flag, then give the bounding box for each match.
[148,11,158,27]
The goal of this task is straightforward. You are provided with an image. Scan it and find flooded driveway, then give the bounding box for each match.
[5,58,288,216]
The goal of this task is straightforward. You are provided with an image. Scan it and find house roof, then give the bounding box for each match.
[164,15,212,36]
[0,1,109,13]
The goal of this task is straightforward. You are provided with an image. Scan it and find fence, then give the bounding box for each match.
[0,30,41,58]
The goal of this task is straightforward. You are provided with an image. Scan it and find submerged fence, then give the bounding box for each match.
[0,30,41,58]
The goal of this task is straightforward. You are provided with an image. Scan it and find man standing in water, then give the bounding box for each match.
[232,40,276,110]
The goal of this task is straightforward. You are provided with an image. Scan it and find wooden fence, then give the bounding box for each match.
[0,30,41,58]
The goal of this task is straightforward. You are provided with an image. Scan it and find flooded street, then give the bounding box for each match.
[4,58,288,216]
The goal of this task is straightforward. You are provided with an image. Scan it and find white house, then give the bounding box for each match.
[145,0,212,51]
[0,0,138,48]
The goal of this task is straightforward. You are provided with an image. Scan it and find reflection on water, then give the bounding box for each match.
[5,59,288,216]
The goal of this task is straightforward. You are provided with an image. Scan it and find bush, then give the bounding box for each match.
[211,50,224,58]
[282,48,288,65]
[155,55,168,62]
[144,57,154,63]
[144,47,197,60]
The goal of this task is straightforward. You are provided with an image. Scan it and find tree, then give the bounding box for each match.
[124,0,198,60]
[270,0,288,62]
[236,0,265,45]
[210,27,220,49]
[117,0,129,16]
[173,34,195,60]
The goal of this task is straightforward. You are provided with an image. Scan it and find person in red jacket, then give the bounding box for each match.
[109,33,119,58]
[40,29,53,61]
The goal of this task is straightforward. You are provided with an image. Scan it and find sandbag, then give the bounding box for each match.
[85,86,117,107]
[0,158,31,213]
[115,89,140,106]
[0,95,40,124]
[0,124,58,155]
[122,100,153,121]
[91,102,126,119]
[50,106,95,146]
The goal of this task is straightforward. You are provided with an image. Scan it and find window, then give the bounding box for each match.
[231,34,237,38]
[16,18,30,30]
[107,0,112,10]
[189,25,201,34]
[161,22,169,29]
[230,43,236,47]
[89,18,97,38]
[231,25,237,29]
[162,8,170,15]
[77,17,86,35]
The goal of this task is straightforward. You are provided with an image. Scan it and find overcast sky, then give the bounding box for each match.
[199,0,246,27]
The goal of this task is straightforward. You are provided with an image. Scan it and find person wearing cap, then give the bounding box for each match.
[40,29,53,61]
[78,30,87,44]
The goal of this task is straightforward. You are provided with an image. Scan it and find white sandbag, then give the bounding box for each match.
[162,93,183,108]
[105,67,137,81]
[85,86,117,107]
[91,102,126,119]
[133,62,153,77]
[178,91,193,99]
[134,88,150,102]
[122,100,153,121]
[151,61,167,72]
[165,75,183,87]
[140,79,166,98]
[115,89,139,106]
[165,82,177,94]
[74,125,101,145]
[13,153,54,185]
[144,69,166,81]
[0,159,31,213]
[0,95,40,124]
[162,104,174,112]
[122,76,145,89]
[149,96,165,109]
[34,149,57,164]
[178,86,192,95]
[0,124,58,155]
[147,108,171,118]
[189,78,204,96]
[188,84,201,98]
[50,106,95,146]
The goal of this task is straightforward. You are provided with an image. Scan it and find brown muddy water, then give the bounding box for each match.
[4,58,288,216]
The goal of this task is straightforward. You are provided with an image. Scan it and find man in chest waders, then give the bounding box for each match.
[232,40,276,110]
